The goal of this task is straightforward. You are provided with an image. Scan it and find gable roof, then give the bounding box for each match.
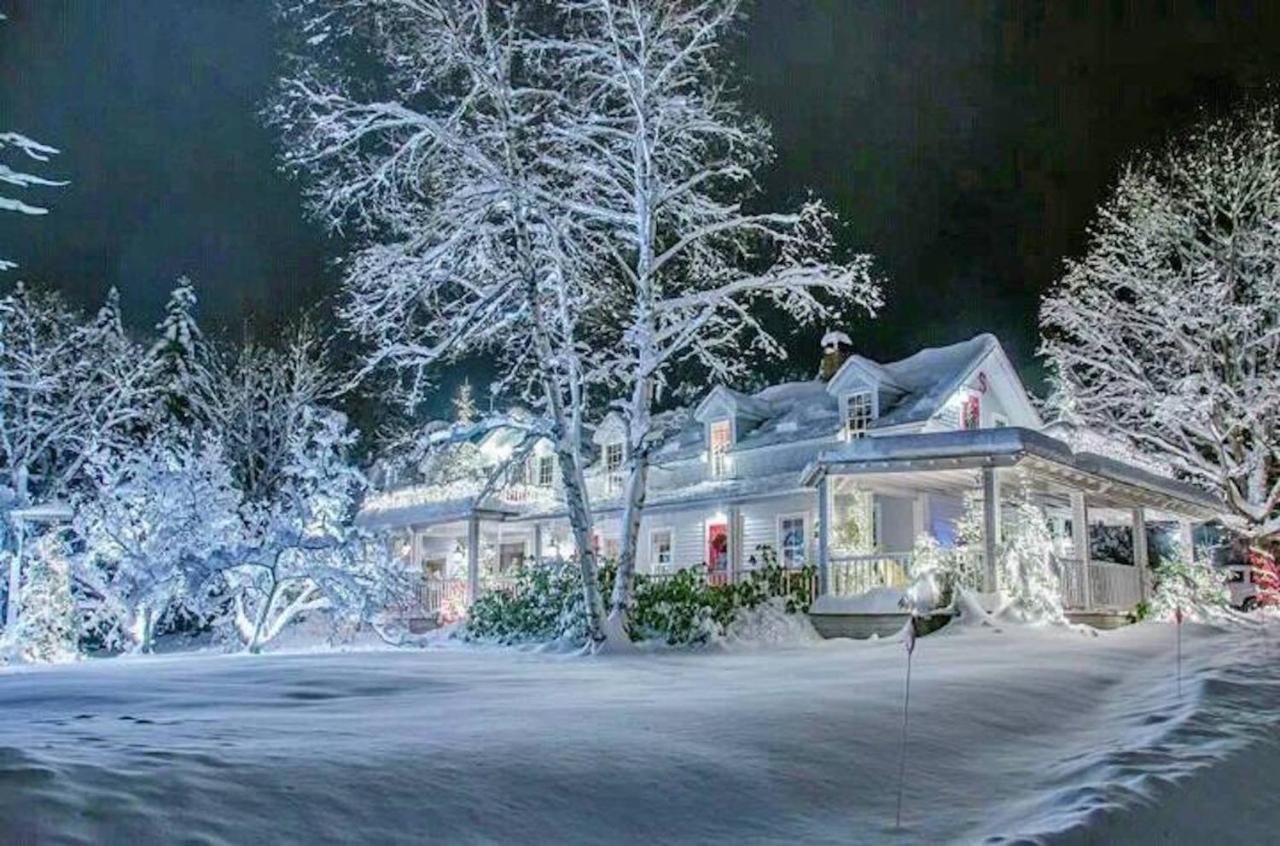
[872,333,1000,428]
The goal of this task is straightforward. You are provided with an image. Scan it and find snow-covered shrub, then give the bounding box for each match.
[465,561,592,645]
[1147,552,1232,623]
[465,554,815,647]
[222,408,404,652]
[906,535,963,611]
[1,531,78,663]
[74,438,243,654]
[630,568,736,646]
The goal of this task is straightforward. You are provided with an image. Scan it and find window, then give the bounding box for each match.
[605,441,624,493]
[650,529,674,570]
[536,454,555,487]
[961,395,981,430]
[709,420,732,477]
[779,515,807,568]
[844,391,873,440]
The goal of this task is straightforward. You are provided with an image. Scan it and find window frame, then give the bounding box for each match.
[776,513,809,569]
[536,454,555,487]
[842,390,875,440]
[649,527,675,571]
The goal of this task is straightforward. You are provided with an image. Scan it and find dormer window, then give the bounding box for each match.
[843,391,874,440]
[604,441,625,493]
[709,419,732,477]
[535,454,556,487]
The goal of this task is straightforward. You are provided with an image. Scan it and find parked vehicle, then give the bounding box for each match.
[1222,547,1280,611]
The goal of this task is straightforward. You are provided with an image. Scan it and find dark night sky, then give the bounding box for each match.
[3,0,1279,389]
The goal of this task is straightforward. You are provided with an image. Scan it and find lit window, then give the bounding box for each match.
[779,516,807,568]
[537,454,555,487]
[651,529,674,569]
[709,420,732,477]
[844,391,873,440]
[962,396,981,430]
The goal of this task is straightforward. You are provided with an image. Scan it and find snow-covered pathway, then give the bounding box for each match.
[1,621,1277,844]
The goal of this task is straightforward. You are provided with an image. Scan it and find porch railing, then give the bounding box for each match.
[829,553,912,596]
[824,551,1143,613]
[1055,557,1142,612]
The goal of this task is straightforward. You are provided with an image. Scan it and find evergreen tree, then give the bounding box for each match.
[149,277,207,425]
[452,380,477,424]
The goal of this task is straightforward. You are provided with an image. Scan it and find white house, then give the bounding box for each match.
[358,333,1221,626]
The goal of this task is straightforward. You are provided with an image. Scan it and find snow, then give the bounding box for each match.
[2,619,1276,843]
[811,587,908,615]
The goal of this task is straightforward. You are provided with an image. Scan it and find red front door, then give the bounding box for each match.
[707,522,729,583]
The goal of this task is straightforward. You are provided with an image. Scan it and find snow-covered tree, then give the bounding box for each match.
[0,285,158,627]
[202,321,340,502]
[1042,102,1280,539]
[0,530,78,663]
[1,13,67,271]
[221,407,398,652]
[548,0,881,638]
[74,437,242,654]
[273,0,612,642]
[995,500,1066,624]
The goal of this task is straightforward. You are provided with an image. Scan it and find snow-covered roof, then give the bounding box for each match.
[657,334,1006,459]
[870,333,998,428]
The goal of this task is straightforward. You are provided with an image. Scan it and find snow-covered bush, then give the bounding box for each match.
[74,437,242,653]
[1146,553,1232,623]
[465,561,593,645]
[465,555,815,647]
[906,534,965,611]
[1,531,78,663]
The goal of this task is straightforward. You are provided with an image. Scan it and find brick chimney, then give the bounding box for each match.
[818,330,853,381]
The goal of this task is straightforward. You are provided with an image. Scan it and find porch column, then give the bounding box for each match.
[467,514,481,603]
[533,523,543,566]
[1071,491,1092,610]
[1132,507,1150,602]
[981,466,1001,592]
[817,475,831,596]
[1179,521,1196,565]
[728,505,742,577]
[912,493,931,541]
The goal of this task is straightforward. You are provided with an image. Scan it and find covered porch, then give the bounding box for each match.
[805,428,1222,618]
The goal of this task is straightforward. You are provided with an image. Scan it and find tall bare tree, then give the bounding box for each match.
[548,0,881,639]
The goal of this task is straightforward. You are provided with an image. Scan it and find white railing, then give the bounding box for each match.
[822,551,1142,613]
[418,577,470,621]
[829,553,912,596]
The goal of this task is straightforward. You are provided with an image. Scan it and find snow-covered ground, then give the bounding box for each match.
[2,618,1278,844]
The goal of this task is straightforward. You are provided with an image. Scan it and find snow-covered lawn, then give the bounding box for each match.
[2,620,1278,844]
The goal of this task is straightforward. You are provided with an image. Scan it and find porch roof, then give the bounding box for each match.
[800,427,1223,519]
[355,492,517,532]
